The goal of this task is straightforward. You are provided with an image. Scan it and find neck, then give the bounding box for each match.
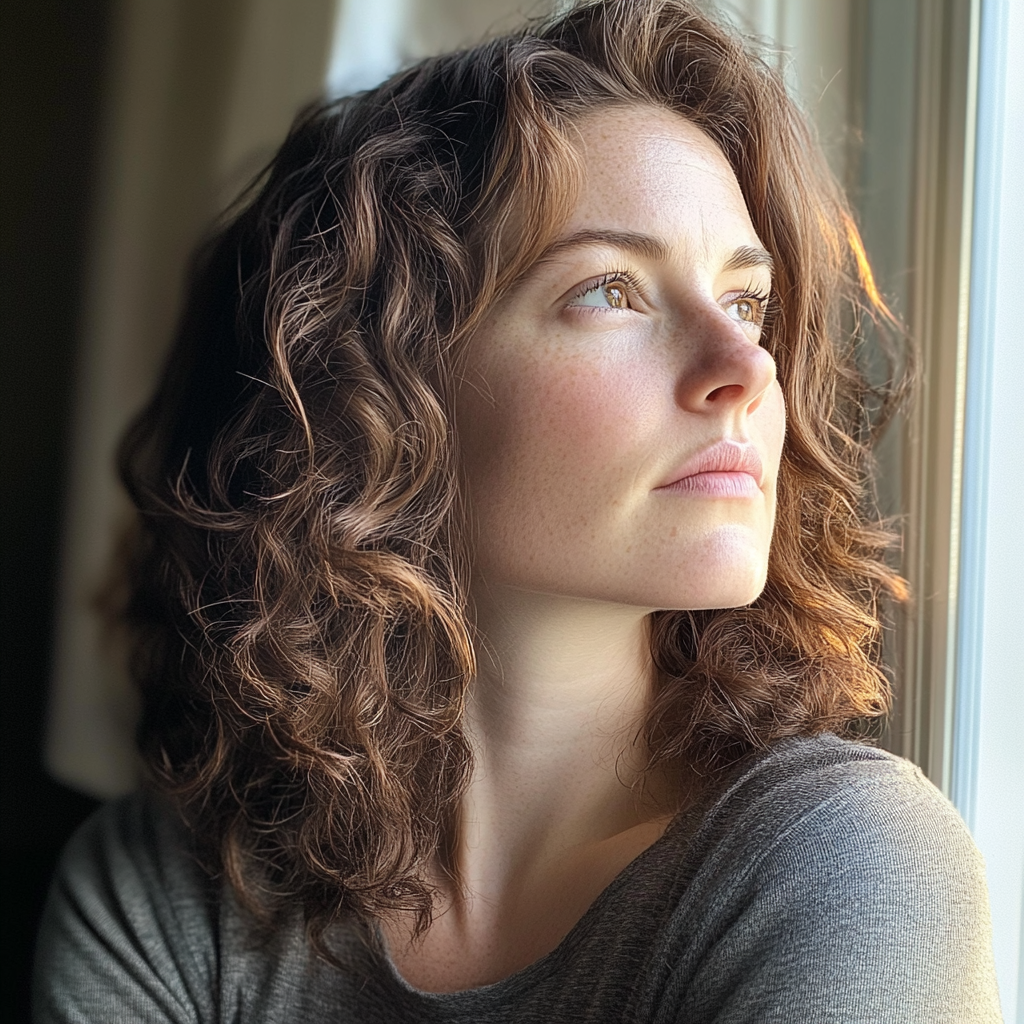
[449,581,666,897]
[381,582,677,991]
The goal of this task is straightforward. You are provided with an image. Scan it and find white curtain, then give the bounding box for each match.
[46,0,339,797]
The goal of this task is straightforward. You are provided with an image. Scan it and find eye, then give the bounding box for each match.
[567,274,636,310]
[724,291,769,329]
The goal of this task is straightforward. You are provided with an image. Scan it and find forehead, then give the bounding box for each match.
[566,105,761,260]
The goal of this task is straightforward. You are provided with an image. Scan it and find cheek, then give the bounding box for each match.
[764,381,787,479]
[457,350,647,583]
[757,381,786,531]
[769,379,787,437]
[470,347,652,488]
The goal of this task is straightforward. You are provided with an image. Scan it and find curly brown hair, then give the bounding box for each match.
[117,0,908,960]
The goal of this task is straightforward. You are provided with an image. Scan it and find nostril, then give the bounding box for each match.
[706,383,746,404]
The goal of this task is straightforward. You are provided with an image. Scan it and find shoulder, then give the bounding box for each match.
[55,787,208,888]
[699,733,992,935]
[707,732,976,863]
[44,788,217,939]
[33,791,220,1024]
[661,735,1003,1023]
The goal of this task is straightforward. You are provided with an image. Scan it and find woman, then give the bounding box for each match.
[34,0,1001,1020]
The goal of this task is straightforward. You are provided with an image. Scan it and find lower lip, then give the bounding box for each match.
[658,472,761,498]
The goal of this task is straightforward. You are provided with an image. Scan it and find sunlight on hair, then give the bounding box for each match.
[841,210,898,325]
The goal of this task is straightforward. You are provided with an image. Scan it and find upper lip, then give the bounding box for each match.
[656,439,764,489]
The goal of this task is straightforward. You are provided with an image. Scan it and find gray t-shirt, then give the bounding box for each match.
[33,734,1003,1022]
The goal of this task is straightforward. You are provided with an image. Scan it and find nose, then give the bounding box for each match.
[673,309,777,418]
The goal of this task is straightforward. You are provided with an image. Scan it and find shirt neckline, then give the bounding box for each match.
[375,809,694,1006]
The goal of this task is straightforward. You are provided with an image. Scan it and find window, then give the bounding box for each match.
[951,0,1024,1016]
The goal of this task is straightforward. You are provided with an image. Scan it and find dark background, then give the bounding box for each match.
[1,2,112,1018]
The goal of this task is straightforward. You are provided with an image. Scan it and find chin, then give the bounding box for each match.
[614,563,767,614]
[698,579,767,610]
[650,552,770,612]
[661,578,767,612]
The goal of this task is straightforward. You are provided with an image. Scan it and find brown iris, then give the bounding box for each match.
[604,283,628,308]
[733,298,760,322]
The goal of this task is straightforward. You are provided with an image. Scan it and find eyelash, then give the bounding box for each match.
[568,268,646,305]
[734,287,772,323]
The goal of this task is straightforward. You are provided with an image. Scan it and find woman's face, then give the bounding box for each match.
[455,105,786,611]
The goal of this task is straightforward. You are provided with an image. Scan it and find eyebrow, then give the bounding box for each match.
[535,229,774,276]
[721,244,775,274]
[536,229,671,265]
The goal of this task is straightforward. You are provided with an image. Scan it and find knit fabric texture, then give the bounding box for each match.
[33,733,1004,1023]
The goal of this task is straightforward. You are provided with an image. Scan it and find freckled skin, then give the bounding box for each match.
[456,106,786,612]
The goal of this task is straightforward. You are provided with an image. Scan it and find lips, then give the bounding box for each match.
[655,439,764,491]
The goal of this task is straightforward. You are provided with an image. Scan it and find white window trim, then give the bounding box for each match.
[952,0,1024,1016]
